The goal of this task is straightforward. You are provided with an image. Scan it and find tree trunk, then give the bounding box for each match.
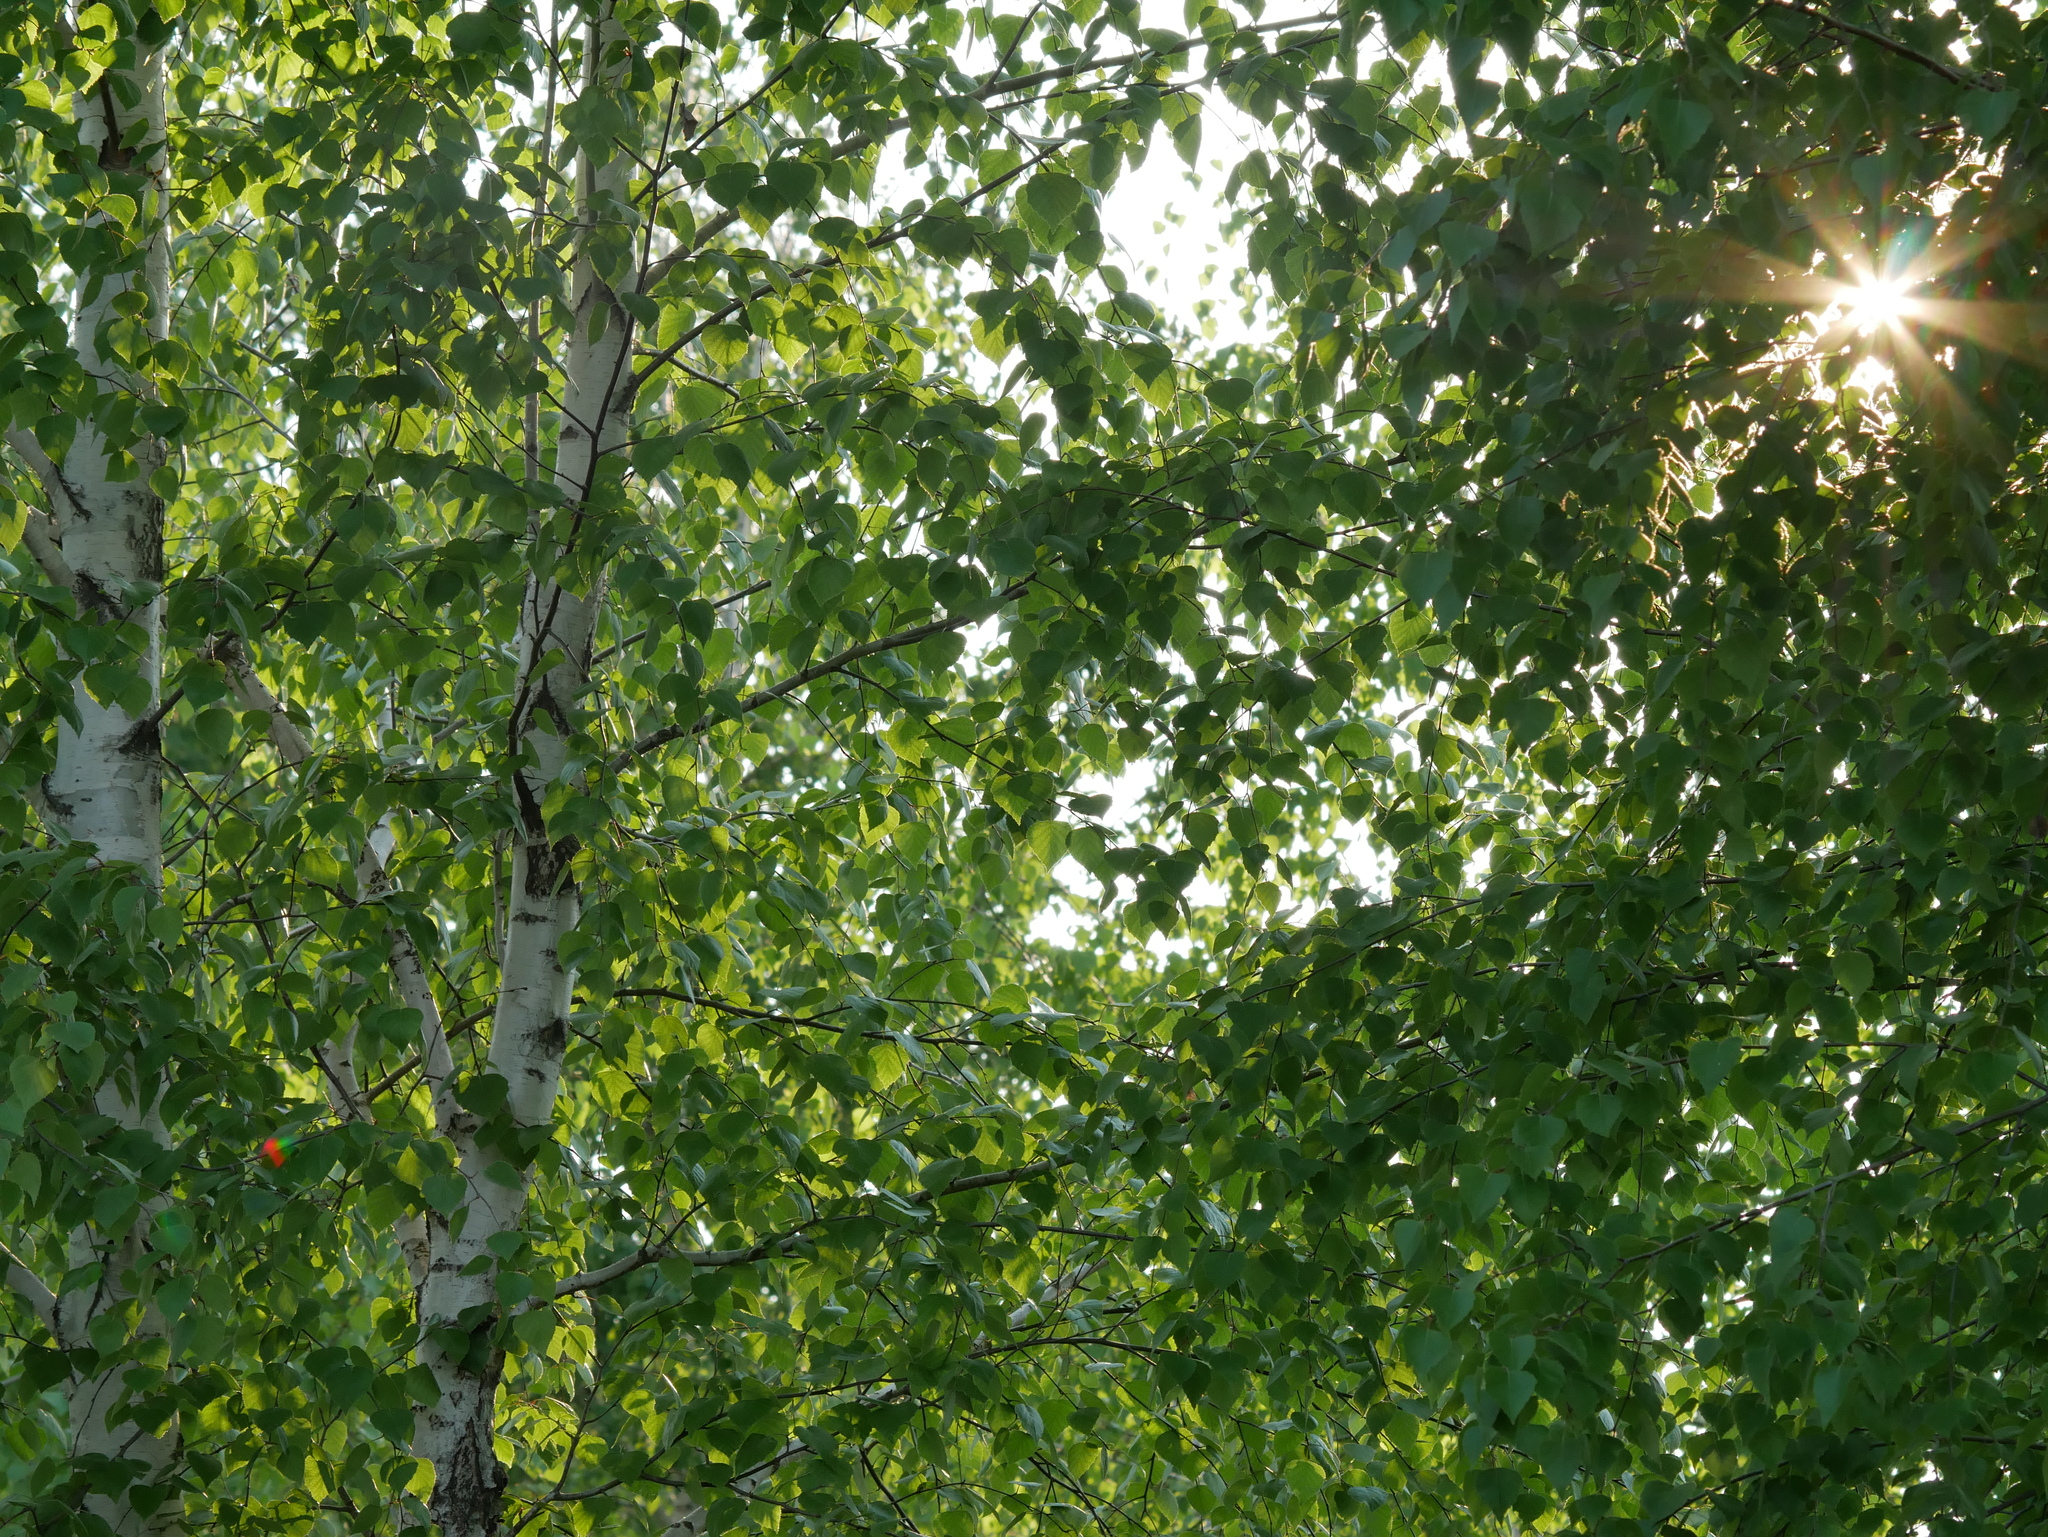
[412,13,637,1534]
[40,24,179,1535]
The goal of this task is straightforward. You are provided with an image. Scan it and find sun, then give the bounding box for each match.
[1840,275,1914,333]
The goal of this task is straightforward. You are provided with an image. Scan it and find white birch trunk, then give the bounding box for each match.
[412,14,638,1533]
[42,31,179,1536]
[44,54,168,877]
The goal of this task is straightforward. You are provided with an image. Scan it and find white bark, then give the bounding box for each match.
[413,14,640,1535]
[31,32,182,1536]
[41,55,168,879]
[0,1236,57,1332]
[3,426,82,589]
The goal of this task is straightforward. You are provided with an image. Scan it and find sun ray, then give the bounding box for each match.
[1645,208,2048,443]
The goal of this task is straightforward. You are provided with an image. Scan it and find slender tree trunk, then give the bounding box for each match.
[216,641,458,1211]
[42,70,168,870]
[412,14,637,1534]
[36,23,179,1535]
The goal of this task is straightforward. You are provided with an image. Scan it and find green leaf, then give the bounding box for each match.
[1470,1466,1521,1515]
[764,158,823,210]
[1515,169,1585,251]
[1565,948,1605,1021]
[1398,549,1452,606]
[1687,1037,1741,1094]
[152,1208,195,1254]
[1402,1328,1457,1392]
[1023,172,1087,237]
[701,325,751,367]
[1205,377,1253,413]
[1436,220,1496,267]
[1832,949,1874,1000]
[1651,99,1713,159]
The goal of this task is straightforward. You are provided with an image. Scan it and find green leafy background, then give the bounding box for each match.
[3,0,2048,1534]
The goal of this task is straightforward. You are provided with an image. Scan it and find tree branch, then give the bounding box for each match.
[0,1236,58,1333]
[1616,1089,2048,1270]
[605,581,1030,774]
[630,133,1074,392]
[922,1154,1071,1200]
[15,507,74,592]
[362,1006,492,1104]
[219,639,383,1126]
[1757,0,1996,89]
[315,1023,369,1123]
[641,2,1342,295]
[550,1226,820,1300]
[589,578,769,669]
[548,1151,1080,1300]
[211,633,314,763]
[1005,1255,1108,1330]
[215,633,460,1127]
[2,428,80,591]
[614,985,851,1030]
[970,11,1337,103]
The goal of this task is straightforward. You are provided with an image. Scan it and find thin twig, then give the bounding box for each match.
[604,580,1031,774]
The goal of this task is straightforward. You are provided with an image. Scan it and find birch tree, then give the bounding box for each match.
[3,7,180,1531]
[3,1,2048,1537]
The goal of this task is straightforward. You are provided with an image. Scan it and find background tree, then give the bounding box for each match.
[1,1,2046,1536]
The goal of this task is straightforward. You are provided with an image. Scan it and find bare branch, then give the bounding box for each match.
[316,1022,369,1123]
[362,849,459,1130]
[550,1228,816,1300]
[16,507,75,591]
[926,1155,1071,1199]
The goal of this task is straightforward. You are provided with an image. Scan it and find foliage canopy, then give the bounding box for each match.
[2,0,2047,1536]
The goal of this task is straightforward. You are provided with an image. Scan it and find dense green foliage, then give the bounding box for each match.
[3,0,2048,1534]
